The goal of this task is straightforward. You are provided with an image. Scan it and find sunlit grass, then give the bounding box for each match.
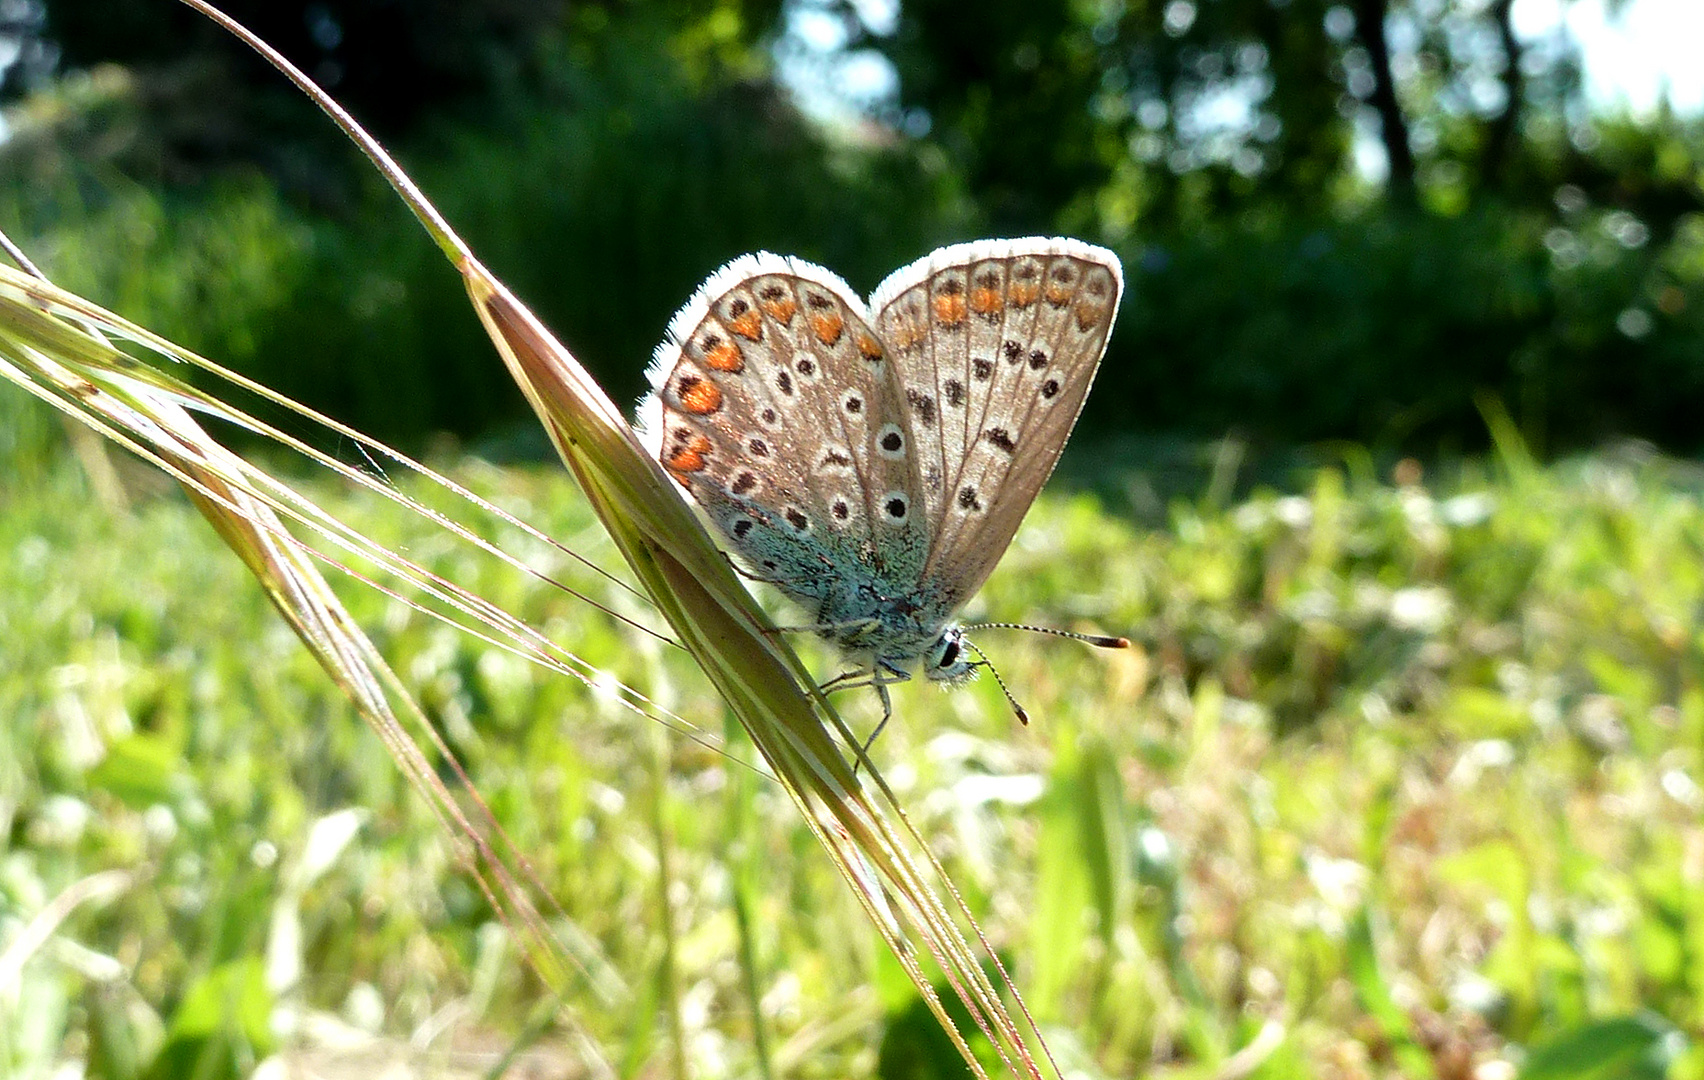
[4,436,1702,1077]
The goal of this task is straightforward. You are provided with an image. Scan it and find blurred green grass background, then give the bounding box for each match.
[5,440,1704,1077]
[4,0,1704,1075]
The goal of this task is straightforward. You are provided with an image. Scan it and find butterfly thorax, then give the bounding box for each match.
[813,571,953,668]
[803,568,977,684]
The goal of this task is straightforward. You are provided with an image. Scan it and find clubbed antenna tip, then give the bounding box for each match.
[963,639,1029,726]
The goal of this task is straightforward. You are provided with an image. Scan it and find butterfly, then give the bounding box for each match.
[636,238,1125,741]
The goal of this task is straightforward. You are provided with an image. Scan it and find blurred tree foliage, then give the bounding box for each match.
[2,0,1702,455]
[872,0,1699,229]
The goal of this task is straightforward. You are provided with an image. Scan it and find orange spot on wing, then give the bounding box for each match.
[665,434,714,474]
[891,318,924,350]
[810,311,844,346]
[1074,299,1104,331]
[970,286,1004,318]
[857,333,884,362]
[678,379,723,414]
[703,341,744,371]
[1008,282,1040,307]
[1045,281,1072,307]
[933,292,968,327]
[729,310,764,341]
[761,297,797,324]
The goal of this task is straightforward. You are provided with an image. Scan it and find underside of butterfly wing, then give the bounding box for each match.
[870,239,1123,611]
[637,254,929,616]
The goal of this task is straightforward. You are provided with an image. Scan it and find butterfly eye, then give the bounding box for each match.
[928,630,970,677]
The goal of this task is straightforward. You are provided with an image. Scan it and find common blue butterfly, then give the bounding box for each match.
[637,238,1125,737]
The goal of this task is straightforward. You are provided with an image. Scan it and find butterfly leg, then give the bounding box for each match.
[812,663,912,772]
[852,661,913,772]
[726,557,809,589]
[765,617,883,639]
[817,669,871,694]
[853,680,893,776]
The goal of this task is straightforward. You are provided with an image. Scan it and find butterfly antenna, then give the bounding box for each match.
[963,639,1029,726]
[964,622,1131,650]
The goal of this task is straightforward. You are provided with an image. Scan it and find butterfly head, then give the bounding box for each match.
[924,626,978,686]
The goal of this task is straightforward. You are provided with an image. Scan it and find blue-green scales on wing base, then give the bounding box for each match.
[636,238,1126,732]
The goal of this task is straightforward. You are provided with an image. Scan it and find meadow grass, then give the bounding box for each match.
[2,435,1702,1079]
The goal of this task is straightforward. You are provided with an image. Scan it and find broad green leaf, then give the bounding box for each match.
[85,734,181,809]
[1519,1015,1681,1080]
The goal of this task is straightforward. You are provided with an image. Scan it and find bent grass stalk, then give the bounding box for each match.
[461,88,1056,1080]
[0,271,603,1000]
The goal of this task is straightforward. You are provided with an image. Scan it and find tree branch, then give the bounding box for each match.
[1480,0,1525,190]
[1351,0,1416,207]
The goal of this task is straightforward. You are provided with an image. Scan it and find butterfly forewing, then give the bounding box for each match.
[639,255,928,606]
[871,240,1123,608]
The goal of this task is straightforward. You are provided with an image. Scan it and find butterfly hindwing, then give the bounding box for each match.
[638,254,929,607]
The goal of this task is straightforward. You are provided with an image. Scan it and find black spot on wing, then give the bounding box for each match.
[906,389,936,424]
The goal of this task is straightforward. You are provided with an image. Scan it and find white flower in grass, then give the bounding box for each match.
[1662,768,1702,809]
[1288,589,1338,622]
[1273,496,1312,529]
[1389,586,1451,634]
[1448,739,1516,788]
[1233,501,1269,532]
[28,795,91,848]
[1305,851,1368,913]
[1441,492,1494,526]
